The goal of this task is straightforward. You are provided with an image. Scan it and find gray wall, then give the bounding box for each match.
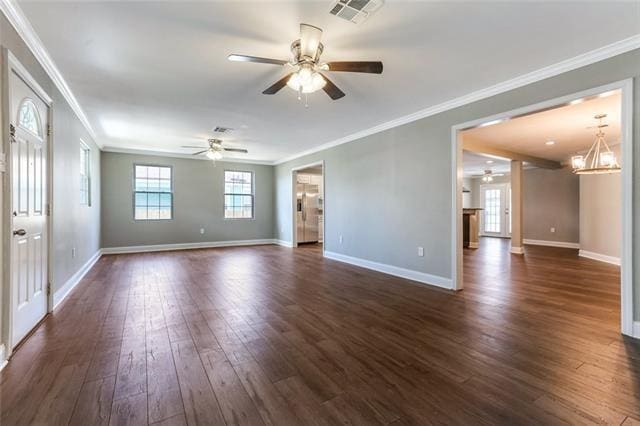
[1,14,101,349]
[275,49,640,319]
[524,168,579,244]
[101,152,275,248]
[580,146,622,258]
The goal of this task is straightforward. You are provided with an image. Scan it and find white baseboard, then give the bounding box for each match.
[468,242,479,249]
[324,251,452,290]
[578,250,621,266]
[524,239,580,249]
[633,321,640,339]
[101,239,278,255]
[0,344,7,372]
[53,250,102,310]
[510,246,525,254]
[275,240,294,248]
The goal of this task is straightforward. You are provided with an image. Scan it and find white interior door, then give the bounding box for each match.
[480,183,511,238]
[9,69,49,347]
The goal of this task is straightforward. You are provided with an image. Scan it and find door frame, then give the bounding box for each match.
[2,49,54,355]
[291,160,324,251]
[479,182,511,238]
[451,78,635,337]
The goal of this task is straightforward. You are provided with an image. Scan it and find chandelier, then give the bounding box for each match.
[571,114,620,174]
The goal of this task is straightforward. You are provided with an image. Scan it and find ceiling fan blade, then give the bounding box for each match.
[182,145,207,149]
[299,23,323,59]
[191,150,208,156]
[223,148,249,153]
[263,73,294,95]
[228,54,288,66]
[326,61,383,74]
[320,73,345,100]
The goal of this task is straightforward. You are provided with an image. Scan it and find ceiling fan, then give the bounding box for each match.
[473,169,505,182]
[182,139,248,161]
[228,23,383,101]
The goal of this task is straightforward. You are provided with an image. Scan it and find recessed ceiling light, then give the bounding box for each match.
[545,140,555,146]
[598,90,617,98]
[486,160,494,164]
[479,119,503,127]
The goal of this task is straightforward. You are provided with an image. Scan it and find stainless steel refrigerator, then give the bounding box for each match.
[296,183,320,243]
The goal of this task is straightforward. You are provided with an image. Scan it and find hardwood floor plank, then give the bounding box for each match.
[170,338,226,425]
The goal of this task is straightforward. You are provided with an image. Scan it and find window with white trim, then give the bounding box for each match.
[134,165,173,220]
[80,141,91,206]
[224,170,254,219]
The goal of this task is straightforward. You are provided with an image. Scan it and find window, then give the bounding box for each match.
[18,98,41,136]
[134,165,172,220]
[80,141,91,205]
[224,171,254,219]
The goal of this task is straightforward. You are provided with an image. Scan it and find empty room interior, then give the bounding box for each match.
[0,1,639,424]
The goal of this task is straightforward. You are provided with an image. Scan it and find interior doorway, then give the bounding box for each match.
[291,162,324,250]
[452,79,634,338]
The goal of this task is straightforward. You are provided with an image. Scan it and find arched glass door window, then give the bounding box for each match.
[17,98,42,136]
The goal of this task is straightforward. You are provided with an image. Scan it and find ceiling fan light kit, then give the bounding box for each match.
[182,138,248,162]
[228,23,383,105]
[571,114,620,175]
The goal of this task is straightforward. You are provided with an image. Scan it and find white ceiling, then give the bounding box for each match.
[463,151,511,178]
[18,1,640,163]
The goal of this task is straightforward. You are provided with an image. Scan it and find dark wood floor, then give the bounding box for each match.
[1,238,639,425]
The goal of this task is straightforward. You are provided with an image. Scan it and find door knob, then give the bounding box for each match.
[13,229,26,236]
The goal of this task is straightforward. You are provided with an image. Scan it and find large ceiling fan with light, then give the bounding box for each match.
[228,23,383,102]
[182,139,248,161]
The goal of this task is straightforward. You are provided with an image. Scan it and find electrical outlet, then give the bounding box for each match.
[418,247,424,257]
[550,227,556,233]
[339,235,343,244]
[71,247,76,258]
[200,228,205,235]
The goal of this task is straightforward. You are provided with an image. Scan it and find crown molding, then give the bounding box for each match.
[0,0,99,145]
[274,34,640,165]
[101,146,274,165]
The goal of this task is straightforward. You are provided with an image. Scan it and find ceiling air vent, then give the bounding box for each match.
[329,0,384,24]
[213,126,232,133]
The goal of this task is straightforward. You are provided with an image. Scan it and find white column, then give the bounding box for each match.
[510,160,524,254]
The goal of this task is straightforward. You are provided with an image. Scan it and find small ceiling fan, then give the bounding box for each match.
[228,23,383,101]
[473,169,505,182]
[182,139,248,161]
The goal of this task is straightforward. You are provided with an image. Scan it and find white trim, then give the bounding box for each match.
[510,246,525,255]
[578,250,621,266]
[275,239,294,248]
[468,242,478,249]
[102,146,273,165]
[0,0,98,144]
[523,239,580,249]
[633,322,640,339]
[451,78,634,338]
[101,239,278,255]
[0,344,7,372]
[275,35,640,165]
[324,251,453,290]
[53,250,102,309]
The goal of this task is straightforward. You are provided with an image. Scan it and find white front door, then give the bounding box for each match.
[480,183,511,238]
[9,69,49,347]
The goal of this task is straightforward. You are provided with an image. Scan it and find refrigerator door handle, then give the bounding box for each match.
[302,193,307,221]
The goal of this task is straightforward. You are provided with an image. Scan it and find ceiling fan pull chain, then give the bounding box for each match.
[298,87,302,101]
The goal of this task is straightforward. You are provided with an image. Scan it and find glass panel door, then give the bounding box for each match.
[481,183,511,237]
